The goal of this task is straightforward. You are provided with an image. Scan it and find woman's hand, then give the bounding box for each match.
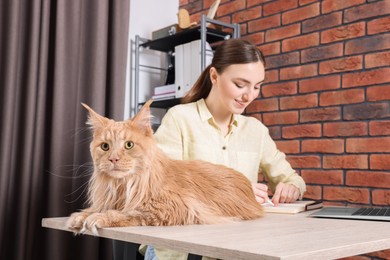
[272,183,300,205]
[251,183,270,204]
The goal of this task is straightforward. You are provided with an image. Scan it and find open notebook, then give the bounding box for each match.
[310,207,390,221]
[262,200,323,214]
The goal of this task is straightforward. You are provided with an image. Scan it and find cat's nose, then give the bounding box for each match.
[109,158,119,164]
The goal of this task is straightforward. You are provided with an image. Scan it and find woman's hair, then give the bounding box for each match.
[181,38,265,104]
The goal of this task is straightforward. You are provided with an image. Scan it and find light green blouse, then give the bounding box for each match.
[154,98,306,195]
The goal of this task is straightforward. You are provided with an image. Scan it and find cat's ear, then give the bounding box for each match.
[131,99,153,136]
[81,103,110,129]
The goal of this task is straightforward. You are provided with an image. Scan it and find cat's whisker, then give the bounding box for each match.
[64,181,90,204]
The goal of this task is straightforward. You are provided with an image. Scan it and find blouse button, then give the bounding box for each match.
[222,146,226,150]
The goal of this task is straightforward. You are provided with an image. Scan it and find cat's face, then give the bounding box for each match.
[90,122,142,178]
[83,101,153,179]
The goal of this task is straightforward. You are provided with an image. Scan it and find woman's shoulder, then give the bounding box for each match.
[167,102,197,116]
[237,114,268,131]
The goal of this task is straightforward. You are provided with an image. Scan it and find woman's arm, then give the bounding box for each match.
[259,128,306,204]
[153,108,184,160]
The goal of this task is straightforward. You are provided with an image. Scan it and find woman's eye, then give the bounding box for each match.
[235,83,244,88]
[100,143,110,151]
[124,141,134,150]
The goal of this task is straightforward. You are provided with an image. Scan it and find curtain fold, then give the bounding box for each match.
[0,0,130,259]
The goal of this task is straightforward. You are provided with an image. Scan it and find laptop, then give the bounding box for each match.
[310,207,390,221]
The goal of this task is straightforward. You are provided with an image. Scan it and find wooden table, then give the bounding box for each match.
[42,211,390,260]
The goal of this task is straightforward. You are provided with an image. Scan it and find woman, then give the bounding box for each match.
[145,38,306,260]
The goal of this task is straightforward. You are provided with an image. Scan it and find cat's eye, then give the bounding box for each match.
[124,141,134,150]
[101,143,110,151]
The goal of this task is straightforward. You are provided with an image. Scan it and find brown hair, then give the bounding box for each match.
[181,38,266,104]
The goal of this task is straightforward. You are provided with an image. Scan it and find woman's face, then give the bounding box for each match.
[210,61,265,114]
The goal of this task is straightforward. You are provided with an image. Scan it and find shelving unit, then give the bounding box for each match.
[133,14,240,112]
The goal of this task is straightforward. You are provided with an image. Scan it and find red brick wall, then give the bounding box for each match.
[181,0,390,258]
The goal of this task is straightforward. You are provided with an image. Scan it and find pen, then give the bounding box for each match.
[265,198,274,206]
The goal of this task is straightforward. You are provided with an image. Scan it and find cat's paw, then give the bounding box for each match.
[82,212,110,235]
[66,212,89,234]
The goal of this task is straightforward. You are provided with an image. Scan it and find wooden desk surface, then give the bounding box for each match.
[42,211,390,260]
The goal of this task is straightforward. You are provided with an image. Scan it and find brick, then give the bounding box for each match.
[302,12,342,34]
[282,32,319,52]
[264,69,279,83]
[265,23,301,42]
[321,22,365,44]
[262,81,297,98]
[232,6,262,24]
[217,0,246,17]
[182,1,202,13]
[347,137,390,153]
[239,22,247,35]
[370,120,390,136]
[264,52,299,69]
[263,0,298,16]
[342,67,390,88]
[299,75,340,93]
[367,85,390,102]
[344,0,390,23]
[280,93,318,110]
[247,0,272,7]
[323,155,368,169]
[372,189,390,205]
[368,16,390,35]
[280,64,318,80]
[346,171,390,188]
[300,107,341,123]
[243,32,265,45]
[323,186,370,204]
[301,170,344,185]
[319,56,363,75]
[268,126,281,140]
[258,42,280,56]
[246,98,278,113]
[282,3,320,25]
[319,88,365,106]
[343,102,390,120]
[263,111,298,125]
[275,140,300,154]
[301,43,343,63]
[248,14,281,33]
[282,123,321,139]
[302,139,344,154]
[179,0,188,6]
[287,155,321,168]
[303,185,322,200]
[370,155,390,170]
[324,122,368,137]
[365,50,390,69]
[345,33,390,55]
[322,0,365,14]
[300,0,318,5]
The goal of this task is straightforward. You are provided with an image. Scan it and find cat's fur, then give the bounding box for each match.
[67,100,263,234]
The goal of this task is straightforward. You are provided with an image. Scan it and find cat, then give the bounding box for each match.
[67,100,263,235]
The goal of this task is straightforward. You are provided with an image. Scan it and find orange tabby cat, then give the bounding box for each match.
[67,100,263,234]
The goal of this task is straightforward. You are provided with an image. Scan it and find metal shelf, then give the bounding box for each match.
[133,15,240,113]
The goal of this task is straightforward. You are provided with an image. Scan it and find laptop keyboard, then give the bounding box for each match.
[352,207,390,216]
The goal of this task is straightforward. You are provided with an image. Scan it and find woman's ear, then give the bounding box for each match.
[209,67,218,85]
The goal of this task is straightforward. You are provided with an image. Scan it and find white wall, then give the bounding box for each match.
[124,0,179,119]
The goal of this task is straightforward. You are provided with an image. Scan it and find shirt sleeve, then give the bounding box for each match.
[153,108,184,160]
[259,128,306,198]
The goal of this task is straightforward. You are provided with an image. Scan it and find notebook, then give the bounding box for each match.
[262,200,323,214]
[310,207,390,221]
